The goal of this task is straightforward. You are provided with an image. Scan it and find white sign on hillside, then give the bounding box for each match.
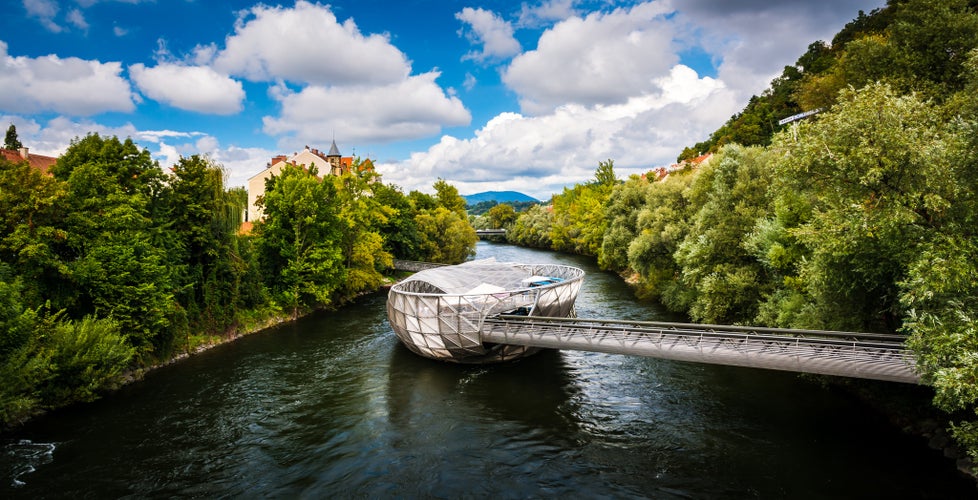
[778,108,823,126]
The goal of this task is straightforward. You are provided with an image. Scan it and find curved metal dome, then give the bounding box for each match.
[387,259,585,363]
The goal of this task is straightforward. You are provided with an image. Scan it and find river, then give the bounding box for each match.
[2,241,974,498]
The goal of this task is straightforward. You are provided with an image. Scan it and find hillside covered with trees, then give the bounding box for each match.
[507,0,978,465]
[0,134,476,427]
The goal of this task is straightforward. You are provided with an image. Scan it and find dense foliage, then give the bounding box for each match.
[0,138,474,427]
[511,0,978,466]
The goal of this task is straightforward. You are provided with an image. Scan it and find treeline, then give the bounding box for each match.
[508,0,978,464]
[0,134,475,427]
[467,199,538,216]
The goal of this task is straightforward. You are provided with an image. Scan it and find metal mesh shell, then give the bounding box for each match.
[387,259,585,363]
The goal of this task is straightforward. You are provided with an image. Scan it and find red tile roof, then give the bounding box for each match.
[0,148,57,175]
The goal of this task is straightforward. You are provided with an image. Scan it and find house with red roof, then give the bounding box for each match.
[0,147,57,174]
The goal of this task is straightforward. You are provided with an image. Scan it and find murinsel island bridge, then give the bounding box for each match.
[389,260,919,384]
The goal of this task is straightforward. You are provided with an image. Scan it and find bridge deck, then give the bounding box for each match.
[482,315,919,384]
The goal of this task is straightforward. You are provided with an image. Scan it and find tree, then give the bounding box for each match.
[626,168,700,308]
[330,161,394,300]
[599,175,653,271]
[55,134,176,358]
[415,206,477,264]
[769,83,952,332]
[593,159,617,187]
[433,178,467,216]
[486,203,517,229]
[168,155,247,334]
[373,182,423,260]
[0,156,69,307]
[509,204,553,249]
[254,164,344,317]
[4,124,23,150]
[673,145,774,324]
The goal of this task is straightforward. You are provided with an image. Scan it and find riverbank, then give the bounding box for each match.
[124,274,404,383]
[0,276,403,435]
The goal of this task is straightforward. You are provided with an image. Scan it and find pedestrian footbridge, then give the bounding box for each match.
[481,315,918,384]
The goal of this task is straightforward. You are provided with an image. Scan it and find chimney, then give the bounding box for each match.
[18,147,28,159]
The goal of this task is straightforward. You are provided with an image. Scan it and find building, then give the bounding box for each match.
[0,147,57,174]
[246,140,374,222]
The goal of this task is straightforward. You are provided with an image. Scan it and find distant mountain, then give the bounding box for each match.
[463,191,539,205]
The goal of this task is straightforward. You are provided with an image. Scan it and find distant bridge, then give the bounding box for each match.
[476,229,507,238]
[482,315,918,383]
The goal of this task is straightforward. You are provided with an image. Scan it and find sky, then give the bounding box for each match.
[1,0,885,200]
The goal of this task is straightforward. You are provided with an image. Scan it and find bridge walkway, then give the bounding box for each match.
[482,315,919,384]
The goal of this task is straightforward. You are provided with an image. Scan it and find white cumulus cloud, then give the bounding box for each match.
[0,40,135,115]
[517,0,578,28]
[211,0,410,86]
[503,1,677,115]
[263,71,470,145]
[129,63,245,115]
[456,7,522,62]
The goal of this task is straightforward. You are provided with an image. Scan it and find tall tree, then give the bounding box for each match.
[4,124,23,150]
[331,161,394,300]
[254,164,344,317]
[433,178,468,216]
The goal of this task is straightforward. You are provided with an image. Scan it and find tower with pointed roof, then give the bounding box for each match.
[326,139,342,176]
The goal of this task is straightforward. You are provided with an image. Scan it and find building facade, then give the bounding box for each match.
[246,140,371,222]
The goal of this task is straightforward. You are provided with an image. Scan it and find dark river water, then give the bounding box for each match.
[2,241,975,498]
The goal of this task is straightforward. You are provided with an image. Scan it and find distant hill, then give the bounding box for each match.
[463,191,539,204]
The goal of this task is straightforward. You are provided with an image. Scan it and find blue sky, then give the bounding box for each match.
[2,0,884,199]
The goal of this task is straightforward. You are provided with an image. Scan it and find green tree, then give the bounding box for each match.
[594,159,617,187]
[769,83,952,332]
[626,168,700,308]
[673,145,774,324]
[486,203,517,229]
[55,134,175,357]
[888,0,978,96]
[254,164,344,317]
[433,178,468,216]
[0,156,69,307]
[548,161,618,256]
[331,161,394,300]
[509,204,553,249]
[600,175,653,271]
[374,182,423,260]
[167,155,247,335]
[415,206,477,264]
[4,124,23,150]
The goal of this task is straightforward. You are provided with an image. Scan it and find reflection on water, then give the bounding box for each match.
[1,241,974,498]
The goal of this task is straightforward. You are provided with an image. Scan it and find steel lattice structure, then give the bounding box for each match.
[387,259,585,363]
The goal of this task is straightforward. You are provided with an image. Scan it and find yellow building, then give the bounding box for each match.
[246,140,356,222]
